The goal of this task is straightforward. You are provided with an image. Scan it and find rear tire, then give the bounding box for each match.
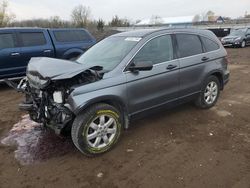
[71,103,123,156]
[195,76,220,109]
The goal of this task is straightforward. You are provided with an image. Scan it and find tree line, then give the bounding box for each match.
[0,1,130,31]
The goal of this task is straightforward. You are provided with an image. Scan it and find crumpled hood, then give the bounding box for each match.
[27,57,86,80]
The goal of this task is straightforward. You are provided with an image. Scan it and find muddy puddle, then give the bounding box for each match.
[1,115,74,165]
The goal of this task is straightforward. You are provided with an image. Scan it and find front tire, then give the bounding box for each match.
[195,76,220,109]
[71,103,122,156]
[241,40,246,48]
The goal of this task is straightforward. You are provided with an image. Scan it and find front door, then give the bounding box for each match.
[126,34,180,115]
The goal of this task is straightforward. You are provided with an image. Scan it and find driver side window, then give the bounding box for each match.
[133,35,173,65]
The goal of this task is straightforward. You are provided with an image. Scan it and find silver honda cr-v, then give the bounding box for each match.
[7,28,230,156]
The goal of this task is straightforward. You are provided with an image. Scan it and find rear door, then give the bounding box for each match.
[0,30,22,79]
[175,33,206,98]
[17,29,54,73]
[126,34,180,115]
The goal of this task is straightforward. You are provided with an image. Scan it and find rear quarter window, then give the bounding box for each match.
[53,30,90,42]
[0,33,15,49]
[176,34,203,58]
[201,36,220,52]
[20,32,47,47]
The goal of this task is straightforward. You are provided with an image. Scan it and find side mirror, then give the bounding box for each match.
[128,61,153,72]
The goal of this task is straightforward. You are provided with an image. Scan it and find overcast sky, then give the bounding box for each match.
[8,0,250,22]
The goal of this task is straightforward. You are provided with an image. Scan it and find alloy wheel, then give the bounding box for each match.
[204,81,218,105]
[85,115,117,149]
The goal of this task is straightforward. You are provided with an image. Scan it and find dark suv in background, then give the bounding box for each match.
[221,27,250,48]
[0,28,96,80]
[8,28,229,156]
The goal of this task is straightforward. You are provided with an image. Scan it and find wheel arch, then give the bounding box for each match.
[202,70,224,90]
[210,71,223,90]
[74,96,129,129]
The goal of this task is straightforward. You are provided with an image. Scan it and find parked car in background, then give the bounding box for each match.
[0,28,96,80]
[7,28,229,156]
[221,27,250,48]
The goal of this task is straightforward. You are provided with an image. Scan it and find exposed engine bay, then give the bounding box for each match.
[5,57,104,134]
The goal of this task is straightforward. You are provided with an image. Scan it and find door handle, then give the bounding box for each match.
[10,52,20,56]
[202,57,209,61]
[166,64,177,70]
[44,49,52,53]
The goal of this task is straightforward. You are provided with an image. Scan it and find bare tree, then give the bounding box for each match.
[109,15,130,27]
[0,0,15,27]
[97,19,104,32]
[71,5,91,28]
[206,10,215,21]
[193,14,201,22]
[109,15,122,27]
[49,16,64,28]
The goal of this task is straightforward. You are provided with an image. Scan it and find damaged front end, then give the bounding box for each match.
[17,77,74,135]
[6,57,103,135]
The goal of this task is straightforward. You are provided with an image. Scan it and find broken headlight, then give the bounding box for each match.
[27,74,50,89]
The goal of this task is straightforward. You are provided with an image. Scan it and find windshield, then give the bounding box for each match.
[77,36,140,71]
[229,28,247,36]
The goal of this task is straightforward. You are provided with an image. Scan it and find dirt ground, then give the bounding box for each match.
[0,47,250,188]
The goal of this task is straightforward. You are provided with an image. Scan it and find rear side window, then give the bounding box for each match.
[20,32,46,47]
[133,35,173,65]
[0,33,15,49]
[53,30,90,42]
[201,36,219,52]
[176,34,203,58]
